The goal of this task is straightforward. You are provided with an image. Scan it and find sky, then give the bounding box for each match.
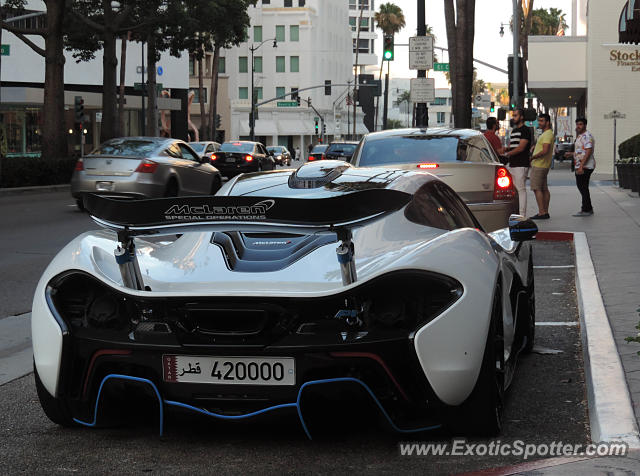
[372,0,573,87]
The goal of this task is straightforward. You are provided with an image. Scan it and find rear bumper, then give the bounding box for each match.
[70,174,165,199]
[468,199,518,232]
[214,162,259,177]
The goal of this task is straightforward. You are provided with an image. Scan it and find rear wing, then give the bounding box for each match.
[83,190,413,291]
[83,190,412,236]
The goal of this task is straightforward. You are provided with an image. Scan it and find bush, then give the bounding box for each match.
[619,133,640,160]
[0,156,76,188]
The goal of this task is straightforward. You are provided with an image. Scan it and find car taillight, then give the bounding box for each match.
[417,163,439,169]
[494,167,515,200]
[135,159,158,173]
[210,154,218,161]
[74,159,84,171]
[321,153,326,160]
[308,156,315,161]
[245,155,254,162]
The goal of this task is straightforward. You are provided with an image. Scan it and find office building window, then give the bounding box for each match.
[239,56,248,73]
[276,56,285,72]
[284,0,292,6]
[218,57,226,74]
[290,56,299,72]
[290,25,299,41]
[262,0,270,3]
[430,97,447,106]
[254,26,262,43]
[437,112,446,124]
[353,38,370,54]
[275,25,285,42]
[254,56,262,73]
[325,80,331,96]
[239,87,248,100]
[276,86,286,98]
[189,57,195,76]
[349,0,356,8]
[299,0,305,5]
[189,88,207,103]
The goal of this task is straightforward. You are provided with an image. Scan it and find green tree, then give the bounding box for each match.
[386,118,404,129]
[1,0,68,160]
[472,69,486,98]
[531,7,568,35]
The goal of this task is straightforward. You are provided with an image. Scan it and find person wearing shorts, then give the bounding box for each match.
[529,113,554,219]
[503,109,532,216]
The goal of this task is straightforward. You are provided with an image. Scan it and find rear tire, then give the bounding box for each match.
[164,179,179,197]
[34,363,76,427]
[75,198,85,211]
[524,254,536,353]
[210,175,222,195]
[451,284,505,436]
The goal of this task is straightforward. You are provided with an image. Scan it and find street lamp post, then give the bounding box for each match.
[249,39,277,141]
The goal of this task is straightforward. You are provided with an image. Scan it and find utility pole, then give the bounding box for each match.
[382,70,389,130]
[141,41,146,135]
[415,0,428,127]
[353,5,365,139]
[512,0,520,110]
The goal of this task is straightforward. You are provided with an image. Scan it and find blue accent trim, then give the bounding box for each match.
[337,252,352,264]
[75,375,441,439]
[115,253,130,265]
[73,374,164,436]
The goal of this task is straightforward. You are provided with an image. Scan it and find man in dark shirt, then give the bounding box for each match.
[483,117,504,155]
[503,109,532,216]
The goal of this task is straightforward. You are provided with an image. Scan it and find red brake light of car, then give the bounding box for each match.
[210,154,218,161]
[494,167,515,200]
[244,155,254,162]
[417,163,439,169]
[321,153,326,160]
[308,156,315,161]
[135,159,158,173]
[74,159,84,171]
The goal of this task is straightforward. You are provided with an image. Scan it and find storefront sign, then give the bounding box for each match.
[609,49,640,72]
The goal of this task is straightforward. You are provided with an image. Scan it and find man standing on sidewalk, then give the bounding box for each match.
[565,117,595,216]
[529,113,555,219]
[503,109,532,216]
[484,117,504,155]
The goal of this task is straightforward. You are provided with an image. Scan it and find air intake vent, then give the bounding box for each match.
[288,160,352,189]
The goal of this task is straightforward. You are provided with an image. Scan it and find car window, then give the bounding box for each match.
[206,145,215,153]
[311,145,328,154]
[179,143,200,161]
[89,139,159,157]
[357,136,459,166]
[327,143,357,157]
[190,143,205,153]
[404,182,457,230]
[220,142,254,153]
[166,143,182,158]
[435,182,480,229]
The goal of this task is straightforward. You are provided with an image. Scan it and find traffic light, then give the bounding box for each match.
[322,123,326,134]
[307,97,312,107]
[296,95,301,106]
[508,55,524,99]
[215,114,221,128]
[74,96,84,122]
[314,118,319,135]
[383,34,394,61]
[490,101,495,113]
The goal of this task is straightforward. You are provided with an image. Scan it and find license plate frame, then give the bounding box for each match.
[95,181,114,191]
[162,355,296,386]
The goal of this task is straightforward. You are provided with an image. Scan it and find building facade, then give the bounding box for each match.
[349,0,378,68]
[218,0,360,154]
[382,79,453,129]
[529,0,640,178]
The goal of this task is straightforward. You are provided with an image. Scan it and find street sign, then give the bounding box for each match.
[604,110,626,119]
[1,44,9,56]
[409,35,434,70]
[410,77,435,103]
[434,62,449,72]
[134,82,163,92]
[276,101,298,107]
[525,91,536,99]
[475,94,491,108]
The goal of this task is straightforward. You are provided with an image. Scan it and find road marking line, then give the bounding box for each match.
[536,321,578,326]
[534,265,575,269]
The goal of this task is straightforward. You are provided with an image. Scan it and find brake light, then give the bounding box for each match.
[210,154,218,161]
[321,153,326,160]
[74,159,84,171]
[417,163,439,169]
[494,167,515,200]
[244,155,254,162]
[135,159,158,173]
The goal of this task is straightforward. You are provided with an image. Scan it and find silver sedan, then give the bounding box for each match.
[71,137,222,210]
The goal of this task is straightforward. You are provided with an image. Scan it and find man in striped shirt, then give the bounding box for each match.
[503,109,532,216]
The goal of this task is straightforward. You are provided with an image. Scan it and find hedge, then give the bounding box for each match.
[619,133,640,159]
[0,156,77,188]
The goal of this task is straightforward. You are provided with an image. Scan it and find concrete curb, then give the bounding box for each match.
[571,232,640,448]
[0,184,70,197]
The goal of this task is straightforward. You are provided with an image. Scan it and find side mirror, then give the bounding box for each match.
[268,150,274,156]
[509,216,538,242]
[201,155,210,163]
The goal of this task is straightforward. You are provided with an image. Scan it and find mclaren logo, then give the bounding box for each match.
[164,199,275,221]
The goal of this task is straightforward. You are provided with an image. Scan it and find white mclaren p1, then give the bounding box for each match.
[32,160,537,438]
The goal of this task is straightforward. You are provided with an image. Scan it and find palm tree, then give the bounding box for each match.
[374,3,406,130]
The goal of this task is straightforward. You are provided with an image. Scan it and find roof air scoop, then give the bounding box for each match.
[288,160,353,189]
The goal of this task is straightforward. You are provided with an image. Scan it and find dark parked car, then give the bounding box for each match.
[308,144,328,161]
[212,141,275,177]
[267,145,292,166]
[324,141,359,161]
[70,137,222,210]
[553,136,574,163]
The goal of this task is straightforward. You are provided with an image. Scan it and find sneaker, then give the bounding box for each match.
[531,213,550,220]
[572,210,594,217]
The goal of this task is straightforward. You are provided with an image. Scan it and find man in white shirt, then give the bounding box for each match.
[565,117,595,216]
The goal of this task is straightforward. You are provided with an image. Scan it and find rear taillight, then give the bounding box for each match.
[244,155,254,162]
[321,153,326,160]
[308,156,315,161]
[417,163,439,170]
[135,159,158,173]
[494,167,515,200]
[74,159,84,171]
[210,154,218,161]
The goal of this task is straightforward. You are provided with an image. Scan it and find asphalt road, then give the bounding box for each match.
[0,189,589,476]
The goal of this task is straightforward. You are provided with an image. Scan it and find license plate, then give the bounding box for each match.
[96,181,114,191]
[162,355,295,385]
